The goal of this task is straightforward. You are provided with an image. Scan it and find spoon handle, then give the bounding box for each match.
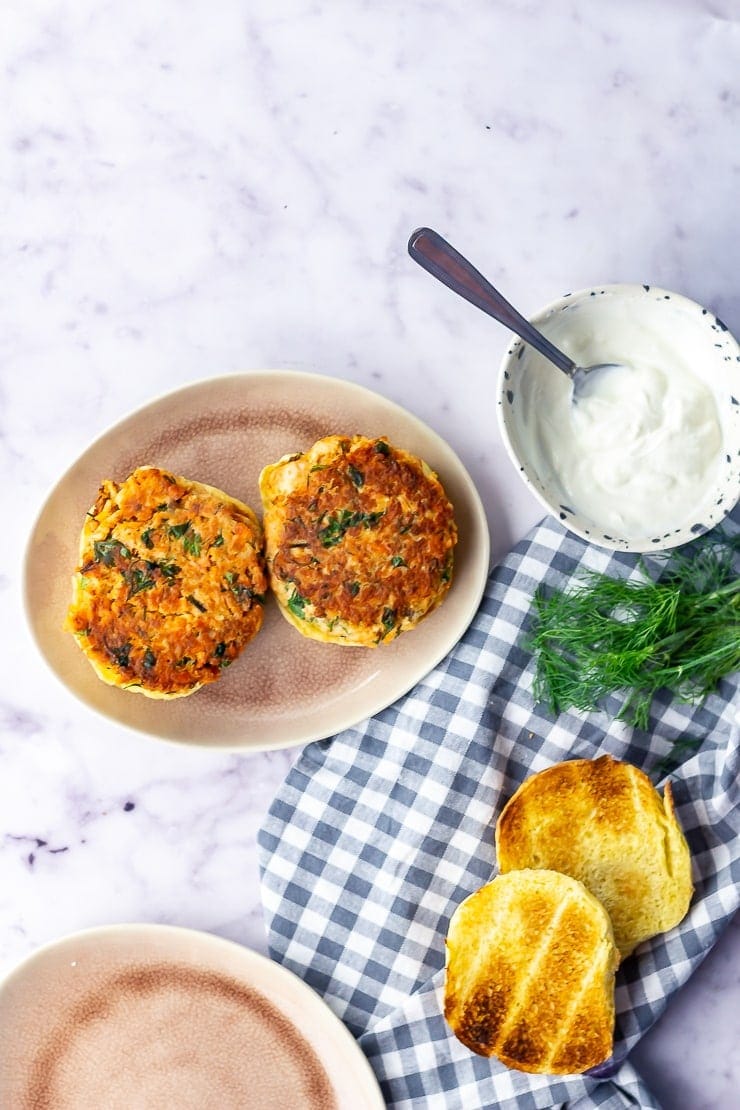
[407,227,576,376]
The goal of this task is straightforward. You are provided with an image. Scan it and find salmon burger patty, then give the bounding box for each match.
[259,434,458,646]
[66,466,267,697]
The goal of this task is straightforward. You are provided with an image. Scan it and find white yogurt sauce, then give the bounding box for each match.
[515,301,723,539]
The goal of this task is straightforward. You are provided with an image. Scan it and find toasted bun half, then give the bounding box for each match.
[444,869,618,1074]
[496,755,693,958]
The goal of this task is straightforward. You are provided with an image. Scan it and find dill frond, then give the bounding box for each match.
[527,534,740,729]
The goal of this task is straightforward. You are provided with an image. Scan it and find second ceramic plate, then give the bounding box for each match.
[0,924,384,1109]
[25,371,490,750]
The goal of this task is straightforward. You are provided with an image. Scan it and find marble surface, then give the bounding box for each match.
[1,2,739,1106]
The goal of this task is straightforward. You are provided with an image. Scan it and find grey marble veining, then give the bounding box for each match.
[1,2,739,1107]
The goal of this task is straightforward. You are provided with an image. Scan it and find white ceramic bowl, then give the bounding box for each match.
[496,283,740,552]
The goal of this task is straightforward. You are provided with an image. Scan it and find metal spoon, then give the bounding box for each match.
[407,227,619,398]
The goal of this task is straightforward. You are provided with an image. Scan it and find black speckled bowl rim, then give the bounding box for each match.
[496,283,740,552]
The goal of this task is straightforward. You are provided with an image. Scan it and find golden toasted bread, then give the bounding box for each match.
[259,434,457,646]
[444,869,618,1074]
[496,755,693,958]
[66,466,267,698]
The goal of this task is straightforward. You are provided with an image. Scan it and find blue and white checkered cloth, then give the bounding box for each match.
[258,506,739,1109]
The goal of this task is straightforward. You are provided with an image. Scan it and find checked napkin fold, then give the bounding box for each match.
[258,505,740,1110]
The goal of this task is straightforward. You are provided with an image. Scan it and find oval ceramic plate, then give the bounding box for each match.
[0,924,384,1110]
[24,371,490,749]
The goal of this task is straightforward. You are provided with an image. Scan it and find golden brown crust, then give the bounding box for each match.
[66,466,267,698]
[495,755,693,957]
[259,435,457,646]
[444,870,618,1074]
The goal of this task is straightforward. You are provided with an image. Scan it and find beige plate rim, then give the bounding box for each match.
[0,922,385,1109]
[23,370,491,751]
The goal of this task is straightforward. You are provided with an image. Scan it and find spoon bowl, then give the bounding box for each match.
[407,227,622,399]
[495,282,740,551]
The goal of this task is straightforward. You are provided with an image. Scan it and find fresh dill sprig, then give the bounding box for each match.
[527,533,740,729]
